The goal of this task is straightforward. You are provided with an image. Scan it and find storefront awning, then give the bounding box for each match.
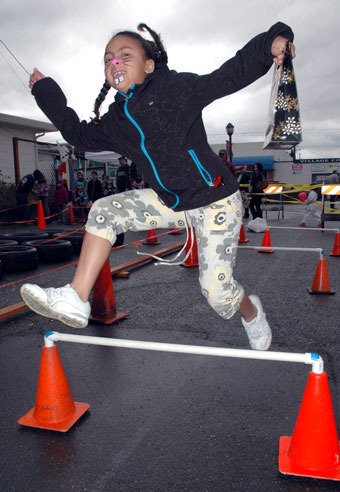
[232,155,274,170]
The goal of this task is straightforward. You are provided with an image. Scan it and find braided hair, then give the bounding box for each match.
[91,23,167,124]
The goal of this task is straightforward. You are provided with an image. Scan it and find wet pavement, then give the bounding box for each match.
[0,208,339,491]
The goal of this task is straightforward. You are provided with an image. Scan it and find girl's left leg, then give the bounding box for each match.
[190,191,271,350]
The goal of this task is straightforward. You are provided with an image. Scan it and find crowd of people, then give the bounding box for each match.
[14,156,144,222]
[14,154,338,225]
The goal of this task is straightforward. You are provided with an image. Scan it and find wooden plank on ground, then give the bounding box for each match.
[0,301,28,320]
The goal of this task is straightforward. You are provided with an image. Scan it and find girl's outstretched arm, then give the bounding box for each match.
[30,71,123,153]
[183,22,294,109]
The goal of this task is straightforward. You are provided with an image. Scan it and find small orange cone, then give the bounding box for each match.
[169,228,183,235]
[68,205,75,225]
[37,200,46,229]
[258,229,273,253]
[90,259,129,324]
[330,232,340,257]
[238,223,249,244]
[18,345,89,432]
[308,253,335,295]
[182,228,199,268]
[142,228,160,245]
[279,371,340,480]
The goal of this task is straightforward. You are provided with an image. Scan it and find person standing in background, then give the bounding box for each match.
[103,181,115,196]
[249,163,267,219]
[87,171,103,205]
[37,173,50,216]
[101,174,110,192]
[75,181,89,222]
[54,179,69,222]
[76,170,87,190]
[116,156,131,192]
[15,169,43,221]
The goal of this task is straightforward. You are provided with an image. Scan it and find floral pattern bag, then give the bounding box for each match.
[263,43,302,149]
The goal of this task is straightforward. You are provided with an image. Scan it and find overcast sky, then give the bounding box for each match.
[1,0,339,158]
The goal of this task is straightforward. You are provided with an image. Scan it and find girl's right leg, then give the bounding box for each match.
[71,232,113,301]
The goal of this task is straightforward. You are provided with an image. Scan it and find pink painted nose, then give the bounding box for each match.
[110,58,123,66]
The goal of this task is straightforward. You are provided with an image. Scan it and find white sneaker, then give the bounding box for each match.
[20,283,90,328]
[241,295,272,351]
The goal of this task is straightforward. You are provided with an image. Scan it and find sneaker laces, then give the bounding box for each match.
[136,212,195,266]
[45,284,72,301]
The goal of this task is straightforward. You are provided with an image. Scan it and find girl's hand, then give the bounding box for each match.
[271,37,296,65]
[29,67,45,89]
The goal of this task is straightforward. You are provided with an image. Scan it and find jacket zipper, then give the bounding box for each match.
[187,149,222,188]
[121,89,180,210]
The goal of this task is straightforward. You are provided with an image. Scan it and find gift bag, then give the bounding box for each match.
[263,43,302,149]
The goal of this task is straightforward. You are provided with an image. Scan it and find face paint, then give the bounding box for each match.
[110,58,123,66]
[110,59,125,85]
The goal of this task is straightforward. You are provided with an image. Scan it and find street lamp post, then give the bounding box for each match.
[226,122,234,163]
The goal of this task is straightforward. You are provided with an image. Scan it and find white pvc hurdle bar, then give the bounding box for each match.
[44,332,324,374]
[268,225,340,233]
[238,245,323,256]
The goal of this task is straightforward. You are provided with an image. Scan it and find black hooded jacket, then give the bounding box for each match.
[32,22,293,211]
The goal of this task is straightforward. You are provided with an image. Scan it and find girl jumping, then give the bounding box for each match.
[21,22,295,350]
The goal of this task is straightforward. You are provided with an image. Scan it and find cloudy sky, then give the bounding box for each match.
[1,0,339,158]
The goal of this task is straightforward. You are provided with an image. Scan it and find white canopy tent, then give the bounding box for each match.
[84,151,121,163]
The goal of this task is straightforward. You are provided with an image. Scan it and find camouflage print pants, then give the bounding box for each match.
[86,188,244,319]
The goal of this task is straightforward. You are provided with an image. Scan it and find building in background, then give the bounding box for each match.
[0,114,124,189]
[211,142,340,184]
[0,112,56,183]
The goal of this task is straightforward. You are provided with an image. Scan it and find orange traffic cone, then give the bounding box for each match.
[18,345,89,432]
[181,228,199,268]
[258,229,273,253]
[238,223,249,244]
[279,371,340,480]
[37,200,46,229]
[169,228,183,235]
[68,205,75,225]
[330,232,340,257]
[308,253,335,295]
[142,228,160,245]
[90,259,129,324]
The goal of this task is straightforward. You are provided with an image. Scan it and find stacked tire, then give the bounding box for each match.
[0,245,39,272]
[23,239,74,263]
[0,231,74,274]
[0,230,125,275]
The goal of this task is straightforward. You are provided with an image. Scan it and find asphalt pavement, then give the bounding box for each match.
[0,206,339,492]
